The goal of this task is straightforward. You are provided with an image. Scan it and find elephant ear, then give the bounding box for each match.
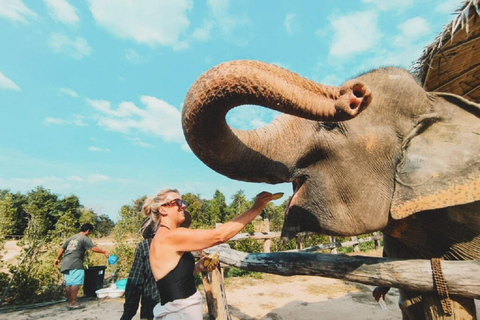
[391,93,480,219]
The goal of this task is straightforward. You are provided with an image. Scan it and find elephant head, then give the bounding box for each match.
[182,60,480,243]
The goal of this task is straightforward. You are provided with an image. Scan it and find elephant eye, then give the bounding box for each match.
[318,122,346,134]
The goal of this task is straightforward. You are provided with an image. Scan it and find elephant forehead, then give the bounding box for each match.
[354,127,397,154]
[356,132,378,153]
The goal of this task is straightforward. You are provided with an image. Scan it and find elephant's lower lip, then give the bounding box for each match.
[286,177,304,215]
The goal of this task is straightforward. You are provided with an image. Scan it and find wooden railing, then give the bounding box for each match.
[224,219,383,254]
[200,221,384,320]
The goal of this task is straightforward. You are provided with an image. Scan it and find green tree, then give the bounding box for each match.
[52,211,77,241]
[23,187,59,241]
[56,195,82,224]
[113,196,147,242]
[0,190,28,236]
[224,190,251,222]
[95,214,115,237]
[79,208,96,226]
[212,190,228,222]
[0,193,16,240]
[182,193,204,228]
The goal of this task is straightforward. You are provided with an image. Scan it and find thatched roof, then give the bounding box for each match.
[414,0,479,103]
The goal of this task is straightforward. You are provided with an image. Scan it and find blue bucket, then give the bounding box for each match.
[107,254,118,265]
[115,279,128,290]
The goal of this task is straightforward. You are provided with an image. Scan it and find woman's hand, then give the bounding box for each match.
[195,255,220,274]
[251,191,275,211]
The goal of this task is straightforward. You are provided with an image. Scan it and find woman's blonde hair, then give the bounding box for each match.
[142,188,179,227]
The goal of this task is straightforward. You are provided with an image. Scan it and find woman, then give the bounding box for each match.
[145,188,274,320]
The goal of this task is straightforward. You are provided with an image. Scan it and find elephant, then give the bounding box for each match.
[181,60,480,319]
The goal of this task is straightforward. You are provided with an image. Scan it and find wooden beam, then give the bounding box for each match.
[203,247,480,299]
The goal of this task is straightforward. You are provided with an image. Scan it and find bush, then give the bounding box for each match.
[224,267,263,279]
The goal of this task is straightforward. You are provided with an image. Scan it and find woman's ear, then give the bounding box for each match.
[159,209,168,217]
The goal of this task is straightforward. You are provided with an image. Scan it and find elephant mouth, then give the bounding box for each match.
[286,176,307,216]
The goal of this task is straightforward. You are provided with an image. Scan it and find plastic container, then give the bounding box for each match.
[107,254,118,265]
[84,266,107,297]
[95,288,125,298]
[378,298,388,310]
[115,279,128,290]
[108,289,125,298]
[95,288,110,298]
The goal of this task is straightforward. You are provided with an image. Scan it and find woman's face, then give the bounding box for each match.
[161,192,187,225]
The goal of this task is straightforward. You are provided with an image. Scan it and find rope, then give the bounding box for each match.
[431,258,453,316]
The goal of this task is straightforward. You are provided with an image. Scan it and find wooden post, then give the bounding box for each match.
[202,264,231,320]
[203,225,230,320]
[296,234,303,250]
[374,232,381,249]
[352,236,360,253]
[263,219,271,253]
[329,236,337,254]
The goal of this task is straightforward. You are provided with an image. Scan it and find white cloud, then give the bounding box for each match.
[361,0,414,12]
[87,0,192,49]
[0,176,70,192]
[0,0,37,24]
[87,95,185,144]
[436,0,462,14]
[372,16,433,69]
[44,0,80,26]
[192,20,215,42]
[49,33,92,59]
[284,13,296,35]
[67,176,84,182]
[0,71,20,91]
[125,48,148,63]
[328,10,381,58]
[59,87,78,97]
[88,146,110,152]
[207,0,249,39]
[67,174,110,183]
[44,117,67,125]
[67,174,111,183]
[88,174,110,182]
[43,115,87,126]
[397,17,430,40]
[227,105,280,130]
[130,137,153,148]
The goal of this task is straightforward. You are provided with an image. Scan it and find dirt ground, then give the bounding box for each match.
[2,273,478,320]
[0,274,403,320]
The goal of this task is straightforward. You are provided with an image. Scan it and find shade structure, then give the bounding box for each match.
[414,0,480,103]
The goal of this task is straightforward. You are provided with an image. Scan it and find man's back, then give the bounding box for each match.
[60,233,94,272]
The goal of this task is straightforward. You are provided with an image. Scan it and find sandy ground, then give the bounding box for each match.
[2,272,478,320]
[0,275,404,320]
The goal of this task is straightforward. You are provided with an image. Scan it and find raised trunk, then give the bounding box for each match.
[182,60,371,183]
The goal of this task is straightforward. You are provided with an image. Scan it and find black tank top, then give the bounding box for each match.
[156,252,196,305]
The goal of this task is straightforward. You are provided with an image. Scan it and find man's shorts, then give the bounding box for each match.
[63,269,85,286]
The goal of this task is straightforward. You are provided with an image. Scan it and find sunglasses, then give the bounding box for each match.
[160,198,188,208]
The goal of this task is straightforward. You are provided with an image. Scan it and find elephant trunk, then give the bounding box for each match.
[182,60,372,183]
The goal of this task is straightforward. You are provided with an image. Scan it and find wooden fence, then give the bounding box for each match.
[224,219,383,254]
[200,221,385,320]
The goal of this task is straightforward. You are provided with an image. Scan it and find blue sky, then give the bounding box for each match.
[0,0,461,221]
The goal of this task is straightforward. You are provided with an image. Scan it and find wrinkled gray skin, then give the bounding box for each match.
[182,60,480,319]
